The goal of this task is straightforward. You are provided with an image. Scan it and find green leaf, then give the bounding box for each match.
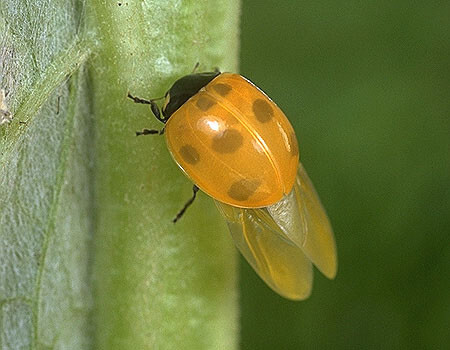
[1,0,240,348]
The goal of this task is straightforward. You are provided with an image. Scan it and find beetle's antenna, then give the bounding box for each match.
[191,62,200,73]
[173,185,199,223]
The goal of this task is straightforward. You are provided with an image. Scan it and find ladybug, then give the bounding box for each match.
[128,70,337,300]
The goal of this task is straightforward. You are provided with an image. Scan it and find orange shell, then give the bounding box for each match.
[165,73,299,208]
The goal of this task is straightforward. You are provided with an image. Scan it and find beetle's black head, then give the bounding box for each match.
[161,71,220,119]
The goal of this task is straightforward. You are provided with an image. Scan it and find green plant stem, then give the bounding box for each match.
[88,1,240,349]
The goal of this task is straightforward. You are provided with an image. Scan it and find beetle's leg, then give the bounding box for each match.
[136,127,165,136]
[127,92,152,105]
[127,92,165,122]
[173,185,200,223]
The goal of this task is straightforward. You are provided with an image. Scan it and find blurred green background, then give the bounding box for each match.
[239,1,450,349]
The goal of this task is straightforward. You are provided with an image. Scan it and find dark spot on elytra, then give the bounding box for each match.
[212,129,243,153]
[179,145,200,165]
[290,131,299,156]
[252,98,273,123]
[196,96,215,111]
[228,179,261,201]
[213,83,232,96]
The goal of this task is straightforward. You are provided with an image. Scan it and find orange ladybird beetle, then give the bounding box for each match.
[128,70,337,300]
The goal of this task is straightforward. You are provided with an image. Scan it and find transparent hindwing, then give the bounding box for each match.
[214,162,337,300]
